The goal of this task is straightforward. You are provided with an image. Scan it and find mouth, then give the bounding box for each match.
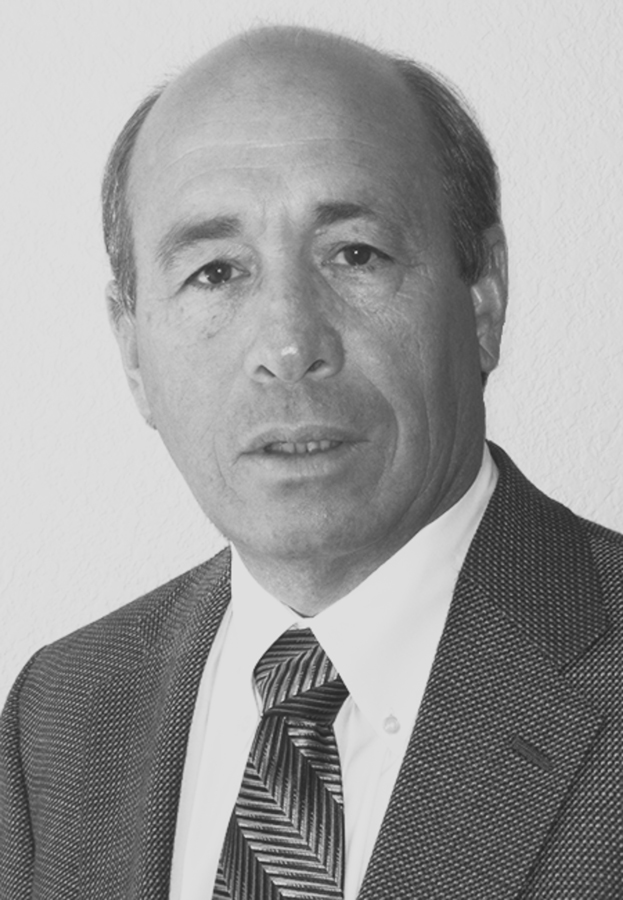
[244,425,360,458]
[263,439,343,455]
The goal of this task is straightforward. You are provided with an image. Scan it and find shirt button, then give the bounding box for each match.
[383,715,400,735]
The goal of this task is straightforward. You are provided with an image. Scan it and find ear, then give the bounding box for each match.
[106,281,155,427]
[470,225,508,376]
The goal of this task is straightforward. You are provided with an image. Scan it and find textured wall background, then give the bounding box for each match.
[1,0,622,703]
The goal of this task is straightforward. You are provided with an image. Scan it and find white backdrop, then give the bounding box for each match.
[1,0,622,703]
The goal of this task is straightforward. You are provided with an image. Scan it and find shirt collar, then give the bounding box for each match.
[230,445,498,741]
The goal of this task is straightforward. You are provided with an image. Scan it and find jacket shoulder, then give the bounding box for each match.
[480,443,623,665]
[581,515,623,550]
[18,548,230,694]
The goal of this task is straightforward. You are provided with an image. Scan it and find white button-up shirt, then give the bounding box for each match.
[170,446,498,899]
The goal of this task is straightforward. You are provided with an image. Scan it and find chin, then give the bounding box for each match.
[228,508,367,563]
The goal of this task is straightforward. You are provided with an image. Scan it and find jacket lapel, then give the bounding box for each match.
[131,552,232,899]
[80,549,232,899]
[357,444,610,900]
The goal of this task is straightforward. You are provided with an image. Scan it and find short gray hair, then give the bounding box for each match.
[102,86,166,321]
[392,57,500,284]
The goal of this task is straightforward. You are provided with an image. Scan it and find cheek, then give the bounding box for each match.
[393,277,477,365]
[361,289,475,433]
[355,292,436,394]
[137,327,227,444]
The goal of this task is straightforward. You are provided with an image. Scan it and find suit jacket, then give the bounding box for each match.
[1,443,621,899]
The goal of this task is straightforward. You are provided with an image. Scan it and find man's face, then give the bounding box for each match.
[118,39,503,577]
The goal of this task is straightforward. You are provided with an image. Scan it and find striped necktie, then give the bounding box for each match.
[212,627,349,900]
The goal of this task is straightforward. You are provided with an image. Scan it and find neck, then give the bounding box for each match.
[234,548,394,616]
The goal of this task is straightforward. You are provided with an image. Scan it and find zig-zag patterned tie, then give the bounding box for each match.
[212,627,349,900]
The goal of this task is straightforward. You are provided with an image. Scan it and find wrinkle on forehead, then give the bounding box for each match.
[140,104,423,169]
[132,115,436,224]
[142,151,427,250]
[151,138,419,187]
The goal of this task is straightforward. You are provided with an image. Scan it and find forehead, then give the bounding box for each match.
[129,40,442,245]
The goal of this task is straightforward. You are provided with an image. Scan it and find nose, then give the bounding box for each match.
[243,268,345,384]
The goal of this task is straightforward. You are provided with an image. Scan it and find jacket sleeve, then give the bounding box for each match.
[0,654,41,900]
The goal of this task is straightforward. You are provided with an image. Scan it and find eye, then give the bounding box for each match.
[192,260,234,286]
[335,243,391,267]
[186,259,249,290]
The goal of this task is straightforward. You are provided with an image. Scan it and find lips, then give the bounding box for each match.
[244,425,360,456]
[264,439,342,455]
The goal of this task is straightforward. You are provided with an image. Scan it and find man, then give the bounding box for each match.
[0,25,620,900]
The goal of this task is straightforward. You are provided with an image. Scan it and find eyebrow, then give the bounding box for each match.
[313,202,380,229]
[314,201,411,254]
[156,216,242,271]
[155,202,386,272]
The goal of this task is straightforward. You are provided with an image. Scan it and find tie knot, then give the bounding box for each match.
[254,628,348,726]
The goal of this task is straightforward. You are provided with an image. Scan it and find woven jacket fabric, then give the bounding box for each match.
[1,443,621,899]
